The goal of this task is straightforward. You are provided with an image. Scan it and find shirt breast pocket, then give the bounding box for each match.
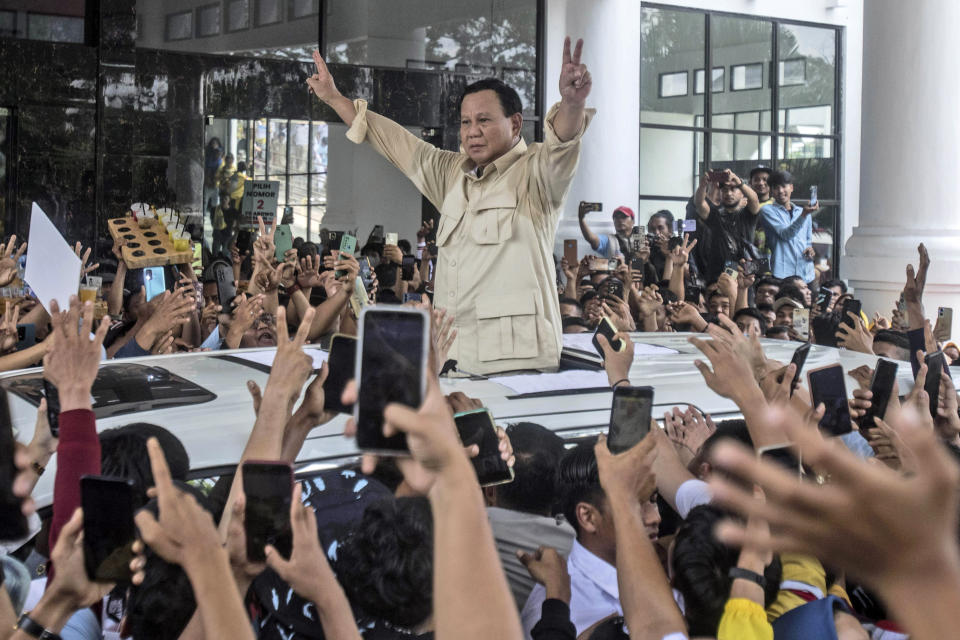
[471,194,517,245]
[476,291,538,361]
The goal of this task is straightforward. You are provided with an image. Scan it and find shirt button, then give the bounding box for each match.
[449,291,455,298]
[450,259,456,267]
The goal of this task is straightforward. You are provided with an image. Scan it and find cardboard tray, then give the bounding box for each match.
[107,217,192,269]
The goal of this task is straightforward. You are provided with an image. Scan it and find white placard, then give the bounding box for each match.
[24,203,82,314]
[562,333,680,357]
[241,180,280,225]
[231,347,329,371]
[491,370,611,396]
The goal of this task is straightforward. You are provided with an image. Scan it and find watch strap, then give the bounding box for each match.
[16,613,63,640]
[728,567,767,589]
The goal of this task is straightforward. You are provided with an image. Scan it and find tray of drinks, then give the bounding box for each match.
[107,216,192,269]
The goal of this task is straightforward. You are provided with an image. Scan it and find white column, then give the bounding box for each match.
[844,0,960,337]
[546,0,641,256]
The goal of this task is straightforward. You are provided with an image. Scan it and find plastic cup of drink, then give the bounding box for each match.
[173,231,190,252]
[166,223,178,241]
[79,285,97,304]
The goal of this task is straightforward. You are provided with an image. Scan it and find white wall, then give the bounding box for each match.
[324,123,423,243]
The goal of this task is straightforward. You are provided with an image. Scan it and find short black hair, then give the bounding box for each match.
[822,278,848,294]
[559,443,604,537]
[781,275,805,289]
[768,170,794,187]
[778,284,808,306]
[733,307,767,333]
[708,289,729,301]
[458,78,523,117]
[766,325,790,339]
[336,497,433,629]
[757,303,774,315]
[648,210,675,229]
[562,316,590,331]
[397,239,412,254]
[236,161,246,173]
[559,296,582,309]
[99,423,190,508]
[756,275,782,290]
[874,329,910,352]
[496,422,567,515]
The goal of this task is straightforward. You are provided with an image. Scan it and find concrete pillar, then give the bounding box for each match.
[546,0,641,256]
[844,0,960,336]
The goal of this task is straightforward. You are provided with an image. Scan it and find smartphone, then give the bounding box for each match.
[323,334,356,415]
[630,257,646,273]
[668,236,684,251]
[578,201,602,216]
[563,239,578,267]
[592,316,624,357]
[809,185,818,206]
[428,244,438,258]
[359,257,375,292]
[685,285,702,305]
[385,232,398,246]
[754,257,770,275]
[841,299,862,330]
[16,323,35,350]
[42,378,61,438]
[604,279,624,301]
[681,219,697,234]
[143,266,166,302]
[335,234,358,278]
[788,342,811,395]
[0,394,28,541]
[401,255,416,281]
[816,286,833,311]
[812,314,839,348]
[454,409,514,487]
[757,443,802,478]
[792,308,810,340]
[403,292,422,304]
[859,359,898,431]
[807,364,853,436]
[242,461,294,562]
[589,257,611,272]
[81,476,136,582]
[367,225,385,245]
[213,260,236,311]
[236,230,254,256]
[607,258,619,271]
[924,351,945,418]
[355,307,429,454]
[742,261,759,277]
[723,260,739,278]
[935,307,953,342]
[274,223,294,262]
[607,385,653,454]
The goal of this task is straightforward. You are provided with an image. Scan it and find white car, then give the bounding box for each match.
[0,332,935,510]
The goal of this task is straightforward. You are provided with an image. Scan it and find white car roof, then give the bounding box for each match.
[1,332,943,510]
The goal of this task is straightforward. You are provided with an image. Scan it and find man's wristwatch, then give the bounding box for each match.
[16,614,62,640]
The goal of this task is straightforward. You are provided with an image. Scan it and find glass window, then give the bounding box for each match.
[289,120,310,174]
[641,7,704,125]
[712,16,771,114]
[659,72,688,98]
[640,128,703,197]
[694,68,724,94]
[289,0,319,19]
[268,120,287,175]
[253,119,268,178]
[778,134,835,200]
[227,0,249,31]
[778,23,835,133]
[731,63,764,91]
[26,13,84,43]
[779,59,806,86]
[0,10,16,38]
[166,11,192,41]
[197,4,221,38]
[256,0,282,26]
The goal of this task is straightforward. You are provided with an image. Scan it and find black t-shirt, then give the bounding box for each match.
[699,201,759,282]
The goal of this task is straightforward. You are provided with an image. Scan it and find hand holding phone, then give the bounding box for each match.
[592,316,624,357]
[242,461,294,562]
[454,409,513,487]
[788,343,811,395]
[924,351,945,419]
[807,364,852,436]
[859,359,898,430]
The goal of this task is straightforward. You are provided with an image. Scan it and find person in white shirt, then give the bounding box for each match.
[520,442,661,638]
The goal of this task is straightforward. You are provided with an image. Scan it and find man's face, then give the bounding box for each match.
[756,284,779,306]
[796,281,812,306]
[641,495,662,543]
[736,315,763,338]
[708,295,730,317]
[750,171,770,200]
[648,216,670,238]
[759,308,776,328]
[945,346,960,364]
[460,90,521,168]
[774,306,795,327]
[873,340,910,362]
[719,181,743,208]
[772,182,793,206]
[241,313,277,348]
[828,285,844,299]
[612,213,633,235]
[202,281,218,307]
[560,302,581,318]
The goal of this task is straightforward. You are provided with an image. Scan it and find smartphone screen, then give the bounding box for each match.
[592,316,624,357]
[454,409,513,487]
[403,292,422,304]
[214,261,236,310]
[401,255,416,281]
[42,378,61,438]
[841,299,862,329]
[242,461,293,562]
[143,266,166,302]
[16,324,35,350]
[355,308,428,453]
[385,232,398,246]
[789,343,811,394]
[81,476,136,582]
[323,334,356,415]
[758,444,802,478]
[924,351,945,418]
[608,386,653,453]
[0,394,28,542]
[860,359,898,430]
[807,365,852,436]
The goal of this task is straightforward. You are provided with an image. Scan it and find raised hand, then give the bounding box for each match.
[559,37,591,106]
[307,50,340,103]
[432,307,458,373]
[0,301,20,353]
[73,242,99,278]
[517,546,571,604]
[297,254,324,289]
[671,234,697,267]
[0,235,27,286]
[253,215,277,265]
[43,297,109,411]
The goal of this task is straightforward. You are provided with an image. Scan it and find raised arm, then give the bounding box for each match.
[693,173,712,220]
[578,203,602,251]
[306,50,357,126]
[554,37,592,142]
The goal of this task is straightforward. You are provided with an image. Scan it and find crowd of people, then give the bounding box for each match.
[1,38,960,640]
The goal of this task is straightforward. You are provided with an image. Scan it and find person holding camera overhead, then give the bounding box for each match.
[690,168,762,283]
[578,204,638,259]
[306,38,594,375]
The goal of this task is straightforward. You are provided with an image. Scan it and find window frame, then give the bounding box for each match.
[694,67,725,95]
[658,70,689,98]
[226,0,251,32]
[165,10,194,41]
[729,62,764,91]
[254,0,284,27]
[195,3,222,39]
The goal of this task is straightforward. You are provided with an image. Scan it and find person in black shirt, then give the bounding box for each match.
[690,169,761,283]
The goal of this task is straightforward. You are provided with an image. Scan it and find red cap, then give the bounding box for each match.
[613,206,635,220]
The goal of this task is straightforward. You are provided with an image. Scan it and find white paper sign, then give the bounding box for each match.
[241,180,280,225]
[491,370,611,395]
[232,348,329,371]
[562,333,680,357]
[24,203,82,314]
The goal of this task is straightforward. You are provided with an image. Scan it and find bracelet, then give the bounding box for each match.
[285,283,301,295]
[32,461,45,476]
[728,567,767,589]
[610,378,630,389]
[16,614,62,640]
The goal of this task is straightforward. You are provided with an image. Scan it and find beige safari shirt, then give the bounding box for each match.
[346,100,594,375]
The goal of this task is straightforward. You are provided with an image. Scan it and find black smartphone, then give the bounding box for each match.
[355,307,429,454]
[754,257,770,276]
[788,343,811,395]
[604,279,624,301]
[757,444,802,478]
[401,255,416,281]
[403,292,423,304]
[213,260,236,310]
[630,257,646,272]
[81,476,136,582]
[608,385,653,454]
[812,315,839,348]
[578,201,602,216]
[841,299,862,330]
[742,260,758,277]
[860,359,898,431]
[367,224,385,246]
[0,393,28,542]
[723,260,739,278]
[454,409,514,487]
[815,287,833,311]
[807,364,853,436]
[323,334,356,415]
[42,378,61,438]
[685,285,702,305]
[16,324,35,350]
[236,230,254,256]
[592,316,624,357]
[924,351,945,418]
[242,460,294,562]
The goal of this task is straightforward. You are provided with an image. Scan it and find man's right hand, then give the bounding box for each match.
[307,50,341,103]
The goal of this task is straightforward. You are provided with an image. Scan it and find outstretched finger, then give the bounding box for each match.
[572,38,583,65]
[562,36,571,65]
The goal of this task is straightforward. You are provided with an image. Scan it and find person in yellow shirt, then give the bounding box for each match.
[306,39,594,375]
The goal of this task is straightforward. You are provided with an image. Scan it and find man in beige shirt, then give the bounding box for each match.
[307,39,594,375]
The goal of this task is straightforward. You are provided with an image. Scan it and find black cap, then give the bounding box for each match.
[749,165,772,179]
[768,170,794,187]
